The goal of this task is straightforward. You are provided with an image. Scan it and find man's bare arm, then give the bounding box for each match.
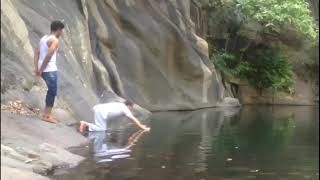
[126,114,150,131]
[34,47,40,75]
[39,39,59,74]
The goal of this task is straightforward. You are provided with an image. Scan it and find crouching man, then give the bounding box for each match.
[79,100,150,133]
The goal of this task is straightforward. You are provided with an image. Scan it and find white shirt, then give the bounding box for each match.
[88,102,133,131]
[38,35,58,72]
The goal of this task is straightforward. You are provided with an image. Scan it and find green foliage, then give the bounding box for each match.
[213,48,294,93]
[213,52,251,79]
[236,0,318,40]
[304,43,319,79]
[246,48,294,93]
[200,0,316,93]
[196,0,318,40]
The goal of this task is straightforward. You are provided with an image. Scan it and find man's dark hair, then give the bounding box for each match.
[124,100,134,107]
[50,20,65,32]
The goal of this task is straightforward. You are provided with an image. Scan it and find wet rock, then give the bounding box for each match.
[1,156,33,171]
[38,143,84,167]
[31,160,53,175]
[1,166,49,180]
[1,112,88,148]
[219,97,241,107]
[1,112,87,176]
[39,143,58,153]
[1,145,31,162]
[52,108,77,125]
[1,143,81,175]
[237,80,317,105]
[15,147,40,159]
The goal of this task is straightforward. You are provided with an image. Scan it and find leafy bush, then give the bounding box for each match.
[304,43,319,79]
[236,0,318,40]
[199,0,315,94]
[213,52,251,79]
[213,48,294,93]
[246,48,294,93]
[196,0,318,40]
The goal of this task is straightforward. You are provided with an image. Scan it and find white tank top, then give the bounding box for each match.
[38,35,58,72]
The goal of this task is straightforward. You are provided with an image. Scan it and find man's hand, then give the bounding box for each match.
[140,124,150,131]
[127,114,151,132]
[35,69,42,77]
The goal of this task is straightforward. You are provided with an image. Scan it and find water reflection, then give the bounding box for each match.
[54,106,318,180]
[88,130,147,163]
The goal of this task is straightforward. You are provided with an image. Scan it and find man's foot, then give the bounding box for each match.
[42,115,58,124]
[79,121,88,133]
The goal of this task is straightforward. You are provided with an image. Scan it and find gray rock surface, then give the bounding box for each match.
[1,0,235,116]
[1,112,87,175]
[1,166,50,180]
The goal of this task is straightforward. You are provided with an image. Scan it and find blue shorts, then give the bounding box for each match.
[42,71,58,107]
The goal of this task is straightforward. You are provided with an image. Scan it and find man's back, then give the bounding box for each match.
[79,100,150,132]
[38,35,58,72]
[93,102,132,120]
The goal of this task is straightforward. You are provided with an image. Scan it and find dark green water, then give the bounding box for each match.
[53,106,319,180]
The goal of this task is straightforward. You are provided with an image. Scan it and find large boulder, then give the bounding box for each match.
[1,112,87,174]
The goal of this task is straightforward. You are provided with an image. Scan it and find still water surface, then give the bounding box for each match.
[53,106,319,180]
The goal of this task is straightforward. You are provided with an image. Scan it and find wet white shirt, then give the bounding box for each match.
[87,102,133,131]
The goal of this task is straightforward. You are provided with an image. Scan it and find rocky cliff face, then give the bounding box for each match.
[1,0,238,122]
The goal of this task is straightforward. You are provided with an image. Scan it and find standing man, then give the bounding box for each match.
[34,20,64,123]
[79,100,150,133]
